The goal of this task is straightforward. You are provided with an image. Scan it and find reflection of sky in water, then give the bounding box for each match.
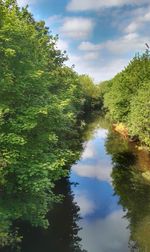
[70,128,130,252]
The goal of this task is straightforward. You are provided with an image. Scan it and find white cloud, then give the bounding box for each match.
[67,0,149,12]
[79,32,146,55]
[91,58,129,81]
[72,161,112,184]
[79,210,129,252]
[60,17,95,39]
[104,33,146,54]
[56,39,69,51]
[46,15,62,26]
[143,11,150,21]
[82,142,96,159]
[17,0,36,7]
[74,194,96,217]
[96,130,108,138]
[71,129,113,183]
[63,14,148,82]
[67,33,140,80]
[78,41,102,51]
[125,22,141,33]
[124,8,150,33]
[82,52,99,61]
[66,50,129,82]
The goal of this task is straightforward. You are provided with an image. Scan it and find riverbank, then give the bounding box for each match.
[100,51,150,153]
[112,122,150,183]
[112,122,150,152]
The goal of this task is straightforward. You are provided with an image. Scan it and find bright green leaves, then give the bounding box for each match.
[0,1,87,249]
[0,133,26,145]
[103,51,150,149]
[128,82,150,148]
[104,52,150,123]
[79,74,104,112]
[4,48,16,57]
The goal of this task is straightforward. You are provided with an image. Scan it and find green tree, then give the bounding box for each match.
[104,52,150,122]
[128,81,150,148]
[0,0,86,248]
[79,75,102,111]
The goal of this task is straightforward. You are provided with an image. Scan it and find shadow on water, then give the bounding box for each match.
[0,177,87,252]
[17,178,87,252]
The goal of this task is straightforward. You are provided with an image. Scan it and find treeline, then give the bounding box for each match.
[99,50,150,149]
[0,0,100,247]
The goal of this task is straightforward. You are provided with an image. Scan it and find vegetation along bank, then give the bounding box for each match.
[99,50,150,150]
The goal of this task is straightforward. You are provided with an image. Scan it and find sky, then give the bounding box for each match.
[17,0,150,82]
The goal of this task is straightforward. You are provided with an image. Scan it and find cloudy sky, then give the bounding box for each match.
[18,0,150,82]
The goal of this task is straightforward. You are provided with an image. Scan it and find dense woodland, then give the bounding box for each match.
[1,0,150,250]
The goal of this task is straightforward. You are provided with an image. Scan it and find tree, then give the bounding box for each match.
[0,1,86,247]
[104,52,150,123]
[79,75,103,111]
[128,81,150,148]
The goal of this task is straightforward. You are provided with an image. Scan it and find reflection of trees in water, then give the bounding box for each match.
[0,113,99,251]
[105,130,150,251]
[83,113,110,141]
[0,178,86,252]
[0,179,86,251]
[0,188,53,251]
[17,177,86,252]
[48,177,87,252]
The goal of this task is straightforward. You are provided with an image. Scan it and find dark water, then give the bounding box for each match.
[1,116,150,252]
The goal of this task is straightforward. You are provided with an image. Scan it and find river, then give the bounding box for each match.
[1,116,150,252]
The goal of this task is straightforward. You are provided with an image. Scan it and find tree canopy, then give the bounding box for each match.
[102,50,150,149]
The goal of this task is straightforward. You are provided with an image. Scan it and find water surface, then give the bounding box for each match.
[70,127,129,252]
[1,116,150,252]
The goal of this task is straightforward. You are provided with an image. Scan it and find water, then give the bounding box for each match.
[1,116,150,252]
[70,127,129,252]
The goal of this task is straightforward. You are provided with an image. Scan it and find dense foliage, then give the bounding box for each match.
[0,0,99,247]
[102,50,150,149]
[79,75,104,112]
[128,81,150,148]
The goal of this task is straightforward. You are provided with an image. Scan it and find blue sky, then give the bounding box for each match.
[18,0,150,82]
